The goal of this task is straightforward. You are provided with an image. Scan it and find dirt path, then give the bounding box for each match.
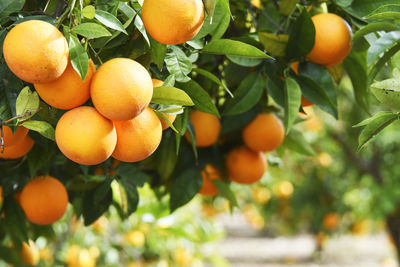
[214,213,398,267]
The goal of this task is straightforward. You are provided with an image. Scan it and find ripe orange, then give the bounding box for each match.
[55,106,117,165]
[152,79,177,130]
[226,146,267,184]
[307,13,352,66]
[160,113,177,130]
[3,20,69,83]
[21,240,40,266]
[274,181,294,198]
[125,230,146,247]
[1,125,28,147]
[0,135,34,159]
[323,212,340,230]
[199,164,221,196]
[142,0,205,45]
[34,60,96,110]
[19,176,68,225]
[112,107,162,162]
[290,62,314,107]
[90,58,153,121]
[242,113,284,152]
[185,110,221,147]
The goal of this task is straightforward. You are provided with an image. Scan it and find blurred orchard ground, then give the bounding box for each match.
[2,0,400,266]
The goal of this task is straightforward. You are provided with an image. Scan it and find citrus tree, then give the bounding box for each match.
[1,0,400,265]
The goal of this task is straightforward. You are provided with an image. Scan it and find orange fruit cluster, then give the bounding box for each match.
[2,20,165,166]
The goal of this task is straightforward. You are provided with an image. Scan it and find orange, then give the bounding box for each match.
[91,58,153,121]
[3,20,69,83]
[199,164,221,196]
[20,176,68,225]
[323,212,340,230]
[112,107,162,162]
[125,230,146,247]
[242,113,284,152]
[173,248,194,266]
[142,0,205,45]
[1,125,28,147]
[185,110,221,147]
[152,79,177,130]
[55,106,117,165]
[290,61,314,107]
[34,60,96,110]
[307,13,352,66]
[152,78,164,88]
[160,113,177,130]
[274,181,294,198]
[0,135,34,159]
[21,240,40,266]
[226,146,267,184]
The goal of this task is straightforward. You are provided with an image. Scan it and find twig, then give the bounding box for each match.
[3,108,42,124]
[331,132,383,184]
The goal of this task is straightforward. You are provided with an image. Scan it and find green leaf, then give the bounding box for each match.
[0,0,24,18]
[221,107,258,135]
[353,111,394,127]
[72,23,111,39]
[0,246,22,265]
[223,72,264,116]
[344,0,400,18]
[353,22,400,44]
[3,197,28,245]
[153,110,178,133]
[279,0,299,16]
[212,180,238,212]
[118,2,136,18]
[95,10,128,35]
[134,15,150,46]
[202,39,272,59]
[170,168,202,212]
[357,112,399,150]
[150,37,166,70]
[0,63,22,121]
[297,62,338,119]
[27,139,56,177]
[81,5,95,19]
[266,76,285,107]
[195,0,230,40]
[165,46,192,83]
[284,77,301,134]
[22,120,54,140]
[343,50,369,112]
[204,0,217,18]
[258,32,288,57]
[154,131,178,180]
[368,31,400,65]
[286,8,315,59]
[178,80,220,117]
[117,177,140,217]
[15,87,40,122]
[282,128,316,156]
[371,78,400,110]
[192,67,233,97]
[365,4,400,20]
[151,86,194,106]
[369,43,400,85]
[115,163,150,187]
[66,34,89,81]
[82,183,113,226]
